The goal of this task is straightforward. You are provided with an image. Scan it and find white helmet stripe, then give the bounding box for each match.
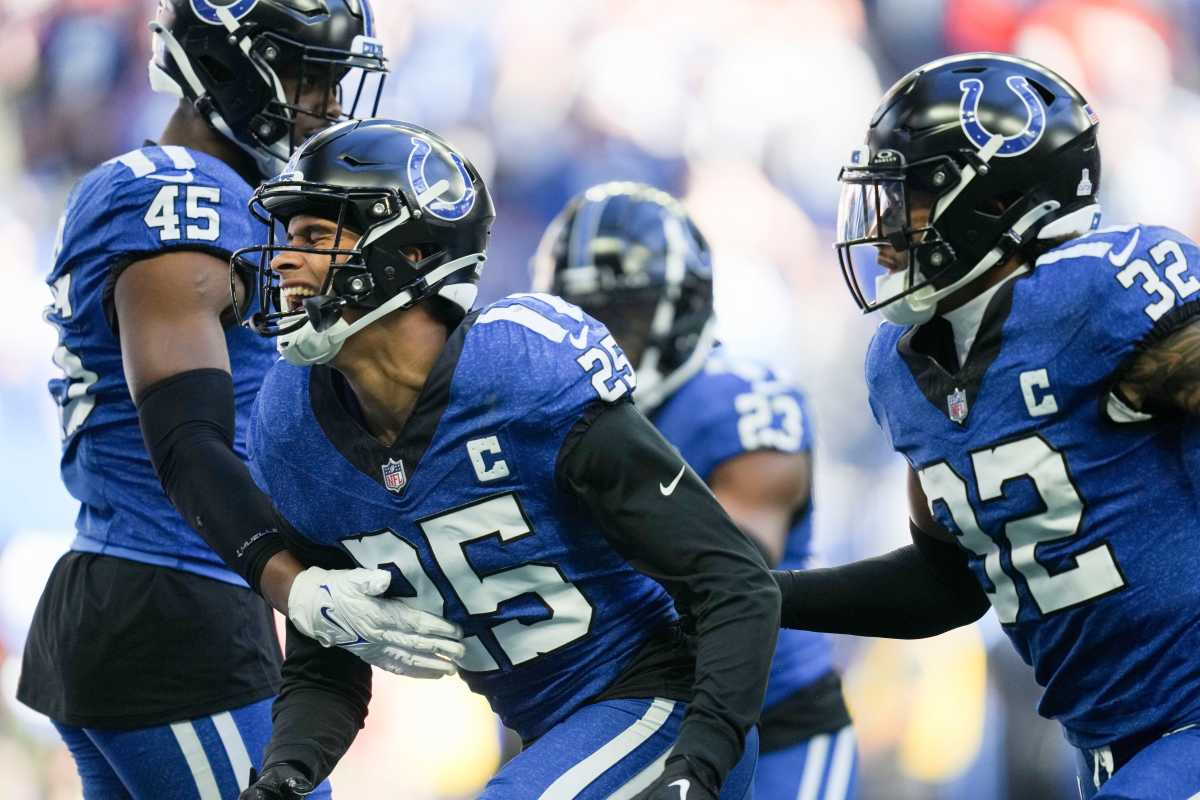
[933,132,1005,222]
[359,179,449,248]
[215,6,290,115]
[148,22,208,98]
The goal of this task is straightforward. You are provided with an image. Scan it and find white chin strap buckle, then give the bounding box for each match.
[876,271,937,326]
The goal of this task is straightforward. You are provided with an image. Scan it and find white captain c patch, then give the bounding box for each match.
[1020,368,1058,417]
[468,436,510,483]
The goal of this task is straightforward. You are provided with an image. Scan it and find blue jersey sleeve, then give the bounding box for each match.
[1064,225,1200,367]
[864,323,904,452]
[656,354,812,480]
[54,146,258,288]
[246,359,309,497]
[466,293,637,435]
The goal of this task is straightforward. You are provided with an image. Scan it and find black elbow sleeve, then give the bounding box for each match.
[774,525,989,638]
[137,368,286,589]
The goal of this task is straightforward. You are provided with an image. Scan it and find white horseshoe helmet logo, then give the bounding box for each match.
[958,75,1047,158]
[406,137,476,222]
[190,0,260,25]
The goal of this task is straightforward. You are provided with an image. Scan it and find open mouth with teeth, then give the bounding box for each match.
[281,285,320,312]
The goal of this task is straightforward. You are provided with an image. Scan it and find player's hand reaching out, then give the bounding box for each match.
[632,757,718,800]
[241,764,312,800]
[287,566,465,677]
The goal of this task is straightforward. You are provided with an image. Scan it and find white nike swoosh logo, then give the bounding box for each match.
[568,325,589,349]
[669,778,690,800]
[1108,228,1140,266]
[660,465,686,496]
[148,171,194,183]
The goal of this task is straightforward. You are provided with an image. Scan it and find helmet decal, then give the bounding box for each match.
[407,136,476,221]
[189,0,259,26]
[958,75,1047,157]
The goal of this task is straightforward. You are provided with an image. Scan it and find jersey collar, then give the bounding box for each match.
[896,274,1018,424]
[309,310,479,493]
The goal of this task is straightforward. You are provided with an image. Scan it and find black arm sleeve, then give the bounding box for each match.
[774,523,990,638]
[557,401,781,791]
[261,621,373,784]
[136,368,286,590]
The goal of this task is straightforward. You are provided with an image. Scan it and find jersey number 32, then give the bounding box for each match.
[918,435,1126,624]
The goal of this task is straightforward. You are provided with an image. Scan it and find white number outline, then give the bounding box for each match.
[145,185,181,240]
[734,386,804,451]
[1114,237,1200,321]
[576,333,636,402]
[1116,258,1175,321]
[340,492,595,673]
[145,185,222,242]
[1150,239,1200,300]
[45,272,99,439]
[918,433,1127,624]
[185,186,221,240]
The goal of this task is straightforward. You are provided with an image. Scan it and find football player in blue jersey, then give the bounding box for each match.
[773,52,1200,799]
[23,3,466,797]
[233,119,780,800]
[532,182,859,800]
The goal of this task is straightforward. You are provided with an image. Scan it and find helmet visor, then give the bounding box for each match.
[835,169,914,311]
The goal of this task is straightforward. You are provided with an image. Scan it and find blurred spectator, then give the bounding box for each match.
[5,0,1195,796]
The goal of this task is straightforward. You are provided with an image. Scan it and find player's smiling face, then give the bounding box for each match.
[270,214,426,316]
[272,214,361,312]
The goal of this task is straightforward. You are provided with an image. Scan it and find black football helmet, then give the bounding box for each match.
[532,182,715,412]
[233,118,494,366]
[836,52,1102,324]
[149,0,388,180]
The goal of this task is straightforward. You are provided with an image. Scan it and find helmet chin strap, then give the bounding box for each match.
[634,317,718,413]
[277,253,486,366]
[878,200,1062,326]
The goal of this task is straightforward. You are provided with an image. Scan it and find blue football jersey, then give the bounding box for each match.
[866,224,1200,748]
[652,348,833,711]
[248,293,680,739]
[44,145,276,585]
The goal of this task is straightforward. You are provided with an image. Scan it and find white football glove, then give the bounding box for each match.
[287,566,464,679]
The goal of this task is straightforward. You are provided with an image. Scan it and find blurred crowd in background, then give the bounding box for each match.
[0,0,1196,797]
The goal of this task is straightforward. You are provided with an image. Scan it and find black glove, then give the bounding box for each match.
[240,764,314,800]
[631,756,718,800]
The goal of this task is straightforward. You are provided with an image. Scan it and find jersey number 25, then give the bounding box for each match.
[341,493,594,672]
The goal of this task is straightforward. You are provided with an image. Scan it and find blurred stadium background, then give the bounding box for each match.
[0,0,1196,797]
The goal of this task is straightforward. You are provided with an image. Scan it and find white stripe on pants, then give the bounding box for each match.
[212,711,254,791]
[169,721,221,800]
[537,698,676,800]
[796,725,856,800]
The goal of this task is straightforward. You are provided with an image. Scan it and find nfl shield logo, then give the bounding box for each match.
[947,387,969,424]
[381,458,407,493]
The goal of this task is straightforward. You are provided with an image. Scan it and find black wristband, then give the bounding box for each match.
[137,368,286,589]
